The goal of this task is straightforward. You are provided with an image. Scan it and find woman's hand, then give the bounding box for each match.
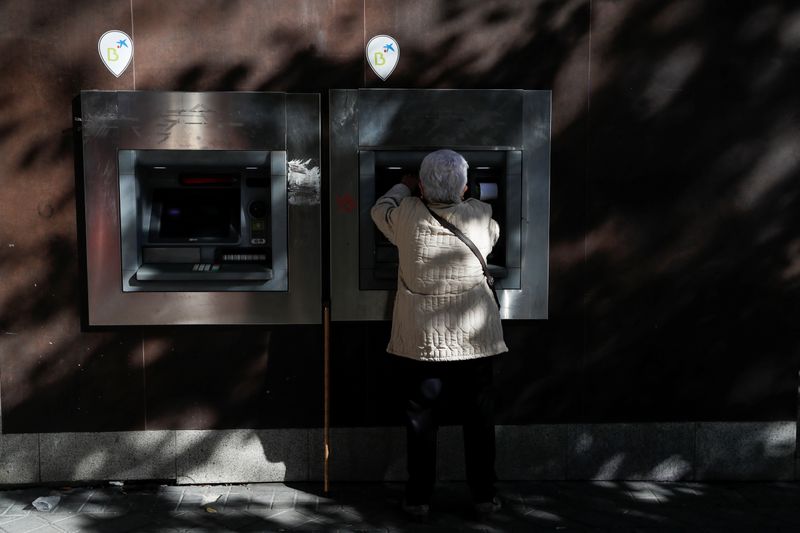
[401,174,419,194]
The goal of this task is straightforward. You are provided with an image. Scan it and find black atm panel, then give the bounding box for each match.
[329,88,551,321]
[358,150,522,290]
[76,90,321,325]
[118,149,287,291]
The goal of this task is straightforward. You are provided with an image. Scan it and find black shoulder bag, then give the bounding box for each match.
[425,205,501,310]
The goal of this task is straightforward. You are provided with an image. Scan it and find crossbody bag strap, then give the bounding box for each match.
[425,205,501,310]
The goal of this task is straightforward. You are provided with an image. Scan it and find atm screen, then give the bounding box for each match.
[360,149,519,290]
[151,188,240,243]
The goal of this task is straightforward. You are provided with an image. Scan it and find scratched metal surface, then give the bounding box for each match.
[329,88,551,321]
[77,91,321,325]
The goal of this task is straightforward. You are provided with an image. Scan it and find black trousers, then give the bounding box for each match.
[397,355,497,505]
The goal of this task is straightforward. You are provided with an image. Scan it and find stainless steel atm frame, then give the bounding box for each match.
[75,91,321,325]
[329,89,551,321]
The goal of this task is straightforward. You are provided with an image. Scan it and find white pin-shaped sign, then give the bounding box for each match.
[366,35,399,81]
[98,30,133,78]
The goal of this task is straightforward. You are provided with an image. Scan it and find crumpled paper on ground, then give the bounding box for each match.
[32,496,61,512]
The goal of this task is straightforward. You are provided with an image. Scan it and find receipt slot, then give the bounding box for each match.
[330,89,551,320]
[75,91,321,325]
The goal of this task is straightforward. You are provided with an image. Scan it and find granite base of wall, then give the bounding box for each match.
[0,423,796,485]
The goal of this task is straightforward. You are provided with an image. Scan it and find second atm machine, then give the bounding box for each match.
[75,91,321,325]
[330,89,551,321]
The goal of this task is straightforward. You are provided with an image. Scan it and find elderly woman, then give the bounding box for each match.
[371,149,507,519]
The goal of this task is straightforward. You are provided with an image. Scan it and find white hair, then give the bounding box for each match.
[419,149,468,203]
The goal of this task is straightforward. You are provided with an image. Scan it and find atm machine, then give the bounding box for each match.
[74,91,321,325]
[329,89,550,320]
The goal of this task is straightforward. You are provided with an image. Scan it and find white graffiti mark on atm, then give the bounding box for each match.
[155,104,215,143]
[288,158,321,206]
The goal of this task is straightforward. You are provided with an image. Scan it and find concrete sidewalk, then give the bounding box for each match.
[0,481,799,532]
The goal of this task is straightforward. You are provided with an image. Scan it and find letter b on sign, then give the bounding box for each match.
[373,52,385,66]
[107,48,119,62]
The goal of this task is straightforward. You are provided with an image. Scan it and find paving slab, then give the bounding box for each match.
[0,481,799,532]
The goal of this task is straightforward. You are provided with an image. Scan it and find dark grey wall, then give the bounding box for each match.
[0,0,797,433]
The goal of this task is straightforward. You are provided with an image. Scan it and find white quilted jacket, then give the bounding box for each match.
[371,183,508,361]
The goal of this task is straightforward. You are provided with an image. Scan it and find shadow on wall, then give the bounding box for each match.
[0,0,798,485]
[330,0,800,425]
[575,0,800,421]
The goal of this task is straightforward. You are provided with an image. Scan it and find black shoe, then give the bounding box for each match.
[402,499,431,521]
[474,496,502,517]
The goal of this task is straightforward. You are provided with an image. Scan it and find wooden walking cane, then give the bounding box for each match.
[323,301,331,494]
